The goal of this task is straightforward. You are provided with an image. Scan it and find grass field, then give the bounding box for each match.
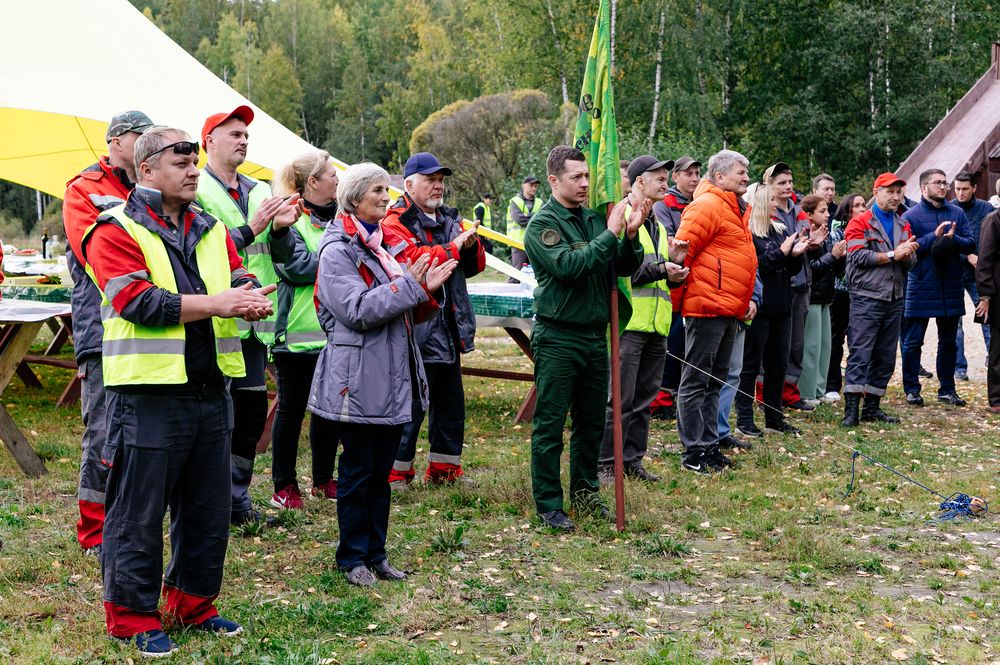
[0,324,997,664]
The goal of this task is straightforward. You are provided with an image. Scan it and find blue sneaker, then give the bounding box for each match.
[193,615,243,636]
[117,630,178,658]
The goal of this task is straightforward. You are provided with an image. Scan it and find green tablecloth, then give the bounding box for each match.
[467,282,534,319]
[1,277,72,304]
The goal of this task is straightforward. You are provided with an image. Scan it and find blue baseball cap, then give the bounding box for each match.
[403,152,453,178]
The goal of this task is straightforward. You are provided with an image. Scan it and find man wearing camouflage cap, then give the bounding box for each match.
[63,110,155,555]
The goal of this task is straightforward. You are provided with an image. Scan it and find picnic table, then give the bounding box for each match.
[0,299,72,476]
[466,283,536,423]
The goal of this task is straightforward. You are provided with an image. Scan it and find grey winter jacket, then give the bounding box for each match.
[307,216,433,425]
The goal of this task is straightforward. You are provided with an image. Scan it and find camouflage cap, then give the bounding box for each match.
[106,111,155,142]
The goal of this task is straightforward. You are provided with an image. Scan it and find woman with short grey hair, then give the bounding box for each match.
[308,162,457,586]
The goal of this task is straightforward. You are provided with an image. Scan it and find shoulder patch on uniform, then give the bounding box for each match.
[541,228,561,246]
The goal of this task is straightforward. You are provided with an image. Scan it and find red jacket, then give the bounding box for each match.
[63,156,131,264]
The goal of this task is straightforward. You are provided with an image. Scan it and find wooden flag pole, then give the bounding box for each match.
[606,202,626,532]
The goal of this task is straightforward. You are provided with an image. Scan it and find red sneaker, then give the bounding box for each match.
[270,484,303,509]
[311,479,337,500]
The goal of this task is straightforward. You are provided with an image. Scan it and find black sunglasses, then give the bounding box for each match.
[143,140,200,161]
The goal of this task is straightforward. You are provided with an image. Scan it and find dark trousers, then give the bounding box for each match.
[956,269,991,373]
[76,355,109,549]
[785,289,809,382]
[676,316,737,459]
[660,311,685,392]
[335,421,402,570]
[599,331,667,468]
[736,312,792,427]
[230,336,267,518]
[508,248,530,283]
[826,290,850,393]
[902,315,960,396]
[396,359,465,478]
[271,351,339,491]
[530,321,607,513]
[988,322,1000,406]
[844,296,904,395]
[102,390,232,623]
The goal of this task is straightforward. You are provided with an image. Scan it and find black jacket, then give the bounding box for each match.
[808,234,844,305]
[753,225,804,317]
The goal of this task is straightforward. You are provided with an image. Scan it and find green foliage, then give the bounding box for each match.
[429,524,468,554]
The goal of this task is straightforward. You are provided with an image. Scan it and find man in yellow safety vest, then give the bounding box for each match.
[507,176,542,280]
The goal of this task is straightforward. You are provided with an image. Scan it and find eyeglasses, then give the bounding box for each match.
[926,180,948,187]
[141,141,199,162]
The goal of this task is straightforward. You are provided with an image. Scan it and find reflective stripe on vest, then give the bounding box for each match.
[278,214,326,353]
[624,217,672,336]
[196,173,279,344]
[506,194,541,243]
[472,202,493,230]
[86,204,246,386]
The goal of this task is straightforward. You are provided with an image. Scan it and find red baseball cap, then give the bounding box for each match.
[201,105,254,149]
[872,172,906,191]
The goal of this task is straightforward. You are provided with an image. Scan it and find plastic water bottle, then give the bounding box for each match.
[519,263,534,294]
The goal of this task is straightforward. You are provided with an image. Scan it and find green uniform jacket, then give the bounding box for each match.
[524,197,643,329]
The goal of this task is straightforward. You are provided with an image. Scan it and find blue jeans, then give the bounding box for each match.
[718,324,746,438]
[956,270,991,373]
[901,315,960,396]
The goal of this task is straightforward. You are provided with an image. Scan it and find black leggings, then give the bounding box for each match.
[736,312,792,427]
[270,351,339,491]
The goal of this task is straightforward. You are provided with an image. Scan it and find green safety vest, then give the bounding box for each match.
[623,205,672,336]
[506,194,542,243]
[196,173,279,344]
[472,201,493,230]
[275,213,327,353]
[86,204,245,386]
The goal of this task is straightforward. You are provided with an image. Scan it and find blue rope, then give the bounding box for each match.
[843,450,987,521]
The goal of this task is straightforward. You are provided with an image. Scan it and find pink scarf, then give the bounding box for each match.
[349,213,404,279]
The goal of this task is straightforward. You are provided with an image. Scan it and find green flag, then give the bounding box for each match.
[572,0,632,328]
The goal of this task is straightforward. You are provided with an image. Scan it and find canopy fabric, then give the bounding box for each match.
[0,0,322,198]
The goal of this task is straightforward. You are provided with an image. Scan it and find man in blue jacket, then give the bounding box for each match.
[901,168,975,407]
[952,171,996,380]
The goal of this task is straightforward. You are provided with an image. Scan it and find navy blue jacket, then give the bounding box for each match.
[902,198,975,318]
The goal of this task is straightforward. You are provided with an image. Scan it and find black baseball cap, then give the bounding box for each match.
[673,156,701,172]
[627,155,675,185]
[523,175,540,185]
[482,193,494,199]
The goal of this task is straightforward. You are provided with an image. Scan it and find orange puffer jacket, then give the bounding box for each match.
[674,179,758,318]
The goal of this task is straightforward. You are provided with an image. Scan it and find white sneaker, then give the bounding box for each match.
[803,398,821,407]
[821,392,841,403]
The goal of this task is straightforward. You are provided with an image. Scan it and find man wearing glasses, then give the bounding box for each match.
[197,106,298,521]
[84,126,280,656]
[900,169,975,408]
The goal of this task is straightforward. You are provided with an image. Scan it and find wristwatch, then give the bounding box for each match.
[886,250,895,262]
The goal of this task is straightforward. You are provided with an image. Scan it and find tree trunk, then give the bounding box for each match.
[648,3,666,150]
[721,9,732,147]
[883,10,892,164]
[695,0,706,96]
[544,0,569,105]
[493,9,510,91]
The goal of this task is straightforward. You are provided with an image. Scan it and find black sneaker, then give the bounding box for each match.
[787,400,815,412]
[719,434,752,450]
[231,509,261,526]
[937,392,967,407]
[765,421,801,437]
[624,463,661,482]
[705,448,733,468]
[918,366,933,378]
[906,392,924,406]
[736,421,764,438]
[681,451,720,474]
[651,404,676,421]
[538,509,575,530]
[956,371,970,381]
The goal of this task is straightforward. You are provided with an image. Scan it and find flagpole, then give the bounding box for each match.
[608,204,626,532]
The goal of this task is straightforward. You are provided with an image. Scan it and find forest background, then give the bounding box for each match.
[2,0,998,239]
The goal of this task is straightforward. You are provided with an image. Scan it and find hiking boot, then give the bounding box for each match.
[624,462,660,482]
[345,565,377,586]
[538,509,575,530]
[765,420,801,437]
[270,484,303,510]
[719,434,752,450]
[840,393,861,427]
[311,479,338,500]
[371,559,407,581]
[860,395,899,424]
[937,392,967,407]
[597,466,614,486]
[193,616,244,637]
[117,630,178,658]
[906,392,924,406]
[736,421,764,438]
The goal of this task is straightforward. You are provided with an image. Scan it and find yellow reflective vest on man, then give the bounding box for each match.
[623,205,673,337]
